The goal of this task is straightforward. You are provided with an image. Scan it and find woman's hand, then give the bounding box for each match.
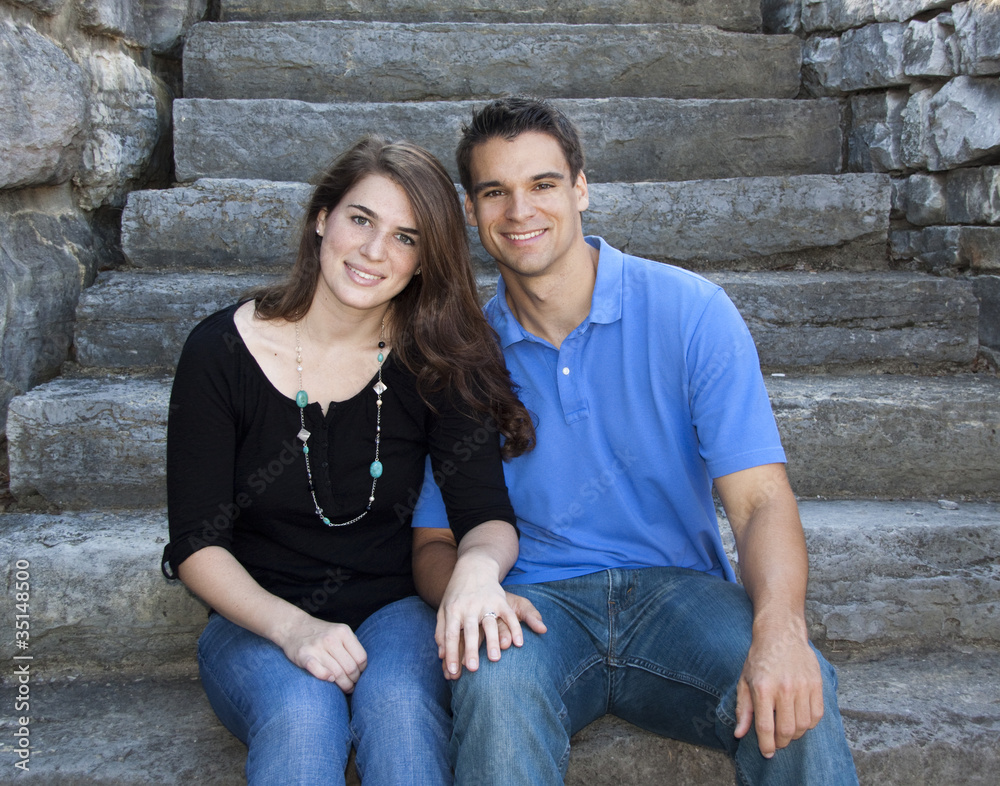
[275,616,368,694]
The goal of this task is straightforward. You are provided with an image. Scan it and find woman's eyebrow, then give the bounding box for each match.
[349,203,419,235]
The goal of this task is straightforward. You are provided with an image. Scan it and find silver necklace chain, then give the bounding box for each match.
[294,319,386,527]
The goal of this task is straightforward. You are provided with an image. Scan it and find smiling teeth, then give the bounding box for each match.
[349,265,382,281]
[506,230,544,241]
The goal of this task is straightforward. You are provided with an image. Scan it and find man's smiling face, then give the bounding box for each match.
[464,131,590,283]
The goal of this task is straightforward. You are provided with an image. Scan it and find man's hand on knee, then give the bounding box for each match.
[733,622,824,758]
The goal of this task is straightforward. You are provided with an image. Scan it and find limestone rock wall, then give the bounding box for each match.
[766,0,1000,354]
[0,0,206,435]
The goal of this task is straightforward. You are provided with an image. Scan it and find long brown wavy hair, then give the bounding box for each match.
[252,136,535,458]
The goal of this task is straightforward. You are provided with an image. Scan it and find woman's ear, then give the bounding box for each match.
[316,209,328,237]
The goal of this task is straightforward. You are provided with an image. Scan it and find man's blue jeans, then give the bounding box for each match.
[451,567,858,786]
[198,595,451,785]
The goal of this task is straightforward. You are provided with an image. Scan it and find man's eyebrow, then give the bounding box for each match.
[472,172,567,193]
[348,203,419,235]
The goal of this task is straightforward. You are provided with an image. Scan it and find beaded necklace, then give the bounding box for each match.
[294,319,386,527]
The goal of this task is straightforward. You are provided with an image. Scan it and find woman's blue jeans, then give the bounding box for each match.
[197,595,451,785]
[451,567,858,786]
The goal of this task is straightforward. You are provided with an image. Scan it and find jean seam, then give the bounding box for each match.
[198,637,254,741]
[620,656,725,702]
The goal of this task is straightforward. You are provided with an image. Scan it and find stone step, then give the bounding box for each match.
[73,270,978,374]
[183,21,801,102]
[0,618,996,785]
[1,502,997,676]
[122,174,887,274]
[74,272,276,370]
[173,97,843,184]
[6,375,999,508]
[219,0,763,33]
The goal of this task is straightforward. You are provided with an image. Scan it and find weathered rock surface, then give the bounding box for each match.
[0,626,996,783]
[183,21,801,102]
[954,0,1000,76]
[9,374,998,507]
[800,0,953,33]
[0,187,98,437]
[73,48,172,210]
[78,0,152,46]
[6,376,170,509]
[174,98,843,184]
[121,174,889,274]
[902,166,1000,225]
[904,77,1000,171]
[121,179,311,270]
[768,374,1000,498]
[973,275,1000,348]
[0,510,205,676]
[711,271,978,372]
[0,21,87,190]
[893,225,1000,270]
[849,90,908,173]
[839,23,908,91]
[75,271,276,369]
[219,0,763,31]
[904,15,957,77]
[800,500,1000,645]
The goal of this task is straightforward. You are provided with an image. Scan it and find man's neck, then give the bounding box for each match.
[501,241,599,349]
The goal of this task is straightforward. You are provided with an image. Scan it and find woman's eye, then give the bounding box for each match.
[396,233,416,246]
[352,215,371,226]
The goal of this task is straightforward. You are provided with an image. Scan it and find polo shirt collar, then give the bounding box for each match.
[490,236,624,348]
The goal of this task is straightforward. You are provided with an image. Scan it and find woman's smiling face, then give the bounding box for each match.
[314,173,421,316]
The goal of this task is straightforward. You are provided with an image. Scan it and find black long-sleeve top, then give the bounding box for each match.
[162,303,516,630]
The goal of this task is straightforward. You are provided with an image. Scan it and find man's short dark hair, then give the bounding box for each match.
[456,97,585,195]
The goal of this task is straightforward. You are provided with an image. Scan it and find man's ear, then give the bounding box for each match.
[574,171,590,213]
[464,192,478,227]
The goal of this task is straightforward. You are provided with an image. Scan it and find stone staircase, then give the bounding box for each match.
[2,0,999,782]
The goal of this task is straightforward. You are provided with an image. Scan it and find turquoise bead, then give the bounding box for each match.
[377,352,384,363]
[302,445,309,454]
[295,390,308,408]
[369,460,383,478]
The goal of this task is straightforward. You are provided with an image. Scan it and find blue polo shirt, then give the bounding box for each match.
[412,237,785,585]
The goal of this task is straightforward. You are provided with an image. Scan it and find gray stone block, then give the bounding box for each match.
[954,0,1000,76]
[946,165,1000,224]
[0,510,206,677]
[712,271,978,372]
[769,374,1000,499]
[74,49,172,211]
[893,225,1000,271]
[904,76,1000,171]
[76,269,972,375]
[1,647,997,784]
[75,271,277,369]
[219,0,763,32]
[839,22,908,91]
[799,500,1000,645]
[123,174,889,274]
[801,0,953,33]
[904,172,947,224]
[6,376,170,509]
[183,21,801,102]
[122,179,311,270]
[0,22,86,190]
[972,275,1000,348]
[9,373,999,507]
[848,90,908,173]
[585,175,891,271]
[6,0,68,13]
[0,187,99,437]
[904,15,957,78]
[174,97,843,184]
[78,0,152,46]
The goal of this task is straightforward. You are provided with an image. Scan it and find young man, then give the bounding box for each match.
[413,97,858,785]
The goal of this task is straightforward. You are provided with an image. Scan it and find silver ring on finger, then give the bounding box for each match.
[480,610,498,623]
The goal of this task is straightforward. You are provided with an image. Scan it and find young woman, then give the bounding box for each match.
[161,137,534,784]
